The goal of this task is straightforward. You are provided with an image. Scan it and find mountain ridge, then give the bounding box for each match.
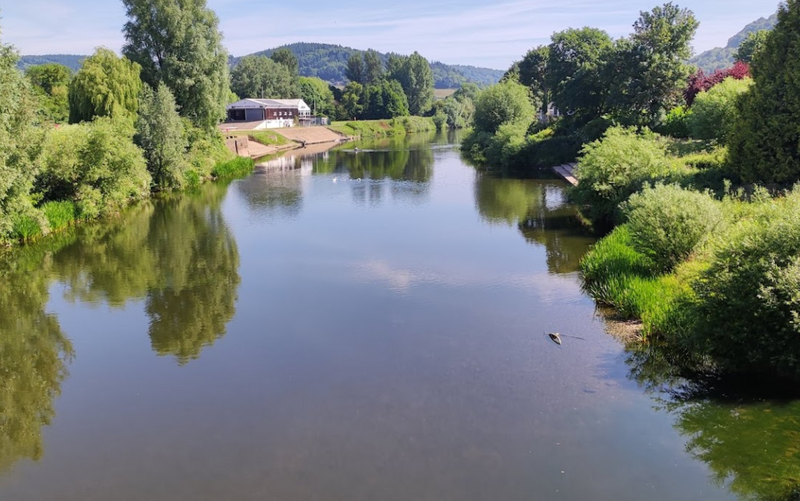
[690,13,778,73]
[18,42,504,89]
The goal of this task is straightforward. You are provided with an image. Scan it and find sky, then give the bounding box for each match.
[1,0,779,70]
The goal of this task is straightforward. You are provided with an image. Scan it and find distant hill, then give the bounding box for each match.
[691,13,778,73]
[17,54,84,72]
[241,42,503,88]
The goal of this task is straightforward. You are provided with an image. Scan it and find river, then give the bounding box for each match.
[0,131,796,500]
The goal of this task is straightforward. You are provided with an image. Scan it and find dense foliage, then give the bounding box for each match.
[136,84,188,189]
[122,0,230,130]
[729,0,800,185]
[68,48,142,124]
[26,63,71,123]
[688,77,752,141]
[230,55,297,99]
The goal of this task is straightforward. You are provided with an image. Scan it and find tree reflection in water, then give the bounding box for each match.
[0,184,240,471]
[624,342,800,501]
[474,173,594,274]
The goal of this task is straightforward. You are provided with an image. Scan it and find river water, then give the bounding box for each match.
[0,132,796,500]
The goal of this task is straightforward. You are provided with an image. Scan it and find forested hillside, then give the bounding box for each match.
[17,54,84,71]
[242,42,503,88]
[690,13,777,72]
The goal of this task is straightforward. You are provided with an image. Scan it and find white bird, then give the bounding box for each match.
[332,177,338,183]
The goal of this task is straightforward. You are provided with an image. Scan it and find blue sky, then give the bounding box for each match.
[1,0,778,69]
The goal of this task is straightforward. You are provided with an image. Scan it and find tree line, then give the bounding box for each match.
[0,0,249,244]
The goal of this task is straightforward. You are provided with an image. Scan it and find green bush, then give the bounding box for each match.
[690,189,800,379]
[38,116,151,218]
[41,200,77,231]
[211,157,254,179]
[688,77,752,142]
[472,80,535,134]
[623,184,723,272]
[659,106,692,139]
[572,126,674,226]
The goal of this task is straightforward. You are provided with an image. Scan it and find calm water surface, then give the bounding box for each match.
[0,132,795,500]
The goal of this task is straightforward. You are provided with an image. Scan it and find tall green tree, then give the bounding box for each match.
[734,30,771,64]
[389,51,434,116]
[298,76,335,115]
[26,63,71,123]
[341,81,364,119]
[518,46,550,115]
[729,0,800,184]
[345,52,365,84]
[136,83,188,189]
[547,28,613,119]
[0,25,43,240]
[68,48,142,123]
[363,79,409,119]
[270,48,299,76]
[363,49,383,85]
[122,0,230,130]
[230,55,297,99]
[614,3,699,124]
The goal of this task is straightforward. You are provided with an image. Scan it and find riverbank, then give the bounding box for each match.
[328,116,437,139]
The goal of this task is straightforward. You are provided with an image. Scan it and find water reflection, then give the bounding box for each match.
[237,167,305,219]
[624,344,800,501]
[475,174,595,274]
[0,239,75,474]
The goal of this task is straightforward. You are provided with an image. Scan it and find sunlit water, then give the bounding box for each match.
[1,132,795,500]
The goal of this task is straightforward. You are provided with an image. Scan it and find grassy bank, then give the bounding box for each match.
[328,116,436,138]
[228,130,290,147]
[575,128,800,380]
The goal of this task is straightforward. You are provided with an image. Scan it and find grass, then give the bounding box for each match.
[329,116,437,138]
[11,215,42,241]
[434,88,458,100]
[244,131,290,147]
[42,200,77,231]
[212,157,255,179]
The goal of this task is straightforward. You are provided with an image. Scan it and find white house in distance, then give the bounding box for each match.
[225,99,312,129]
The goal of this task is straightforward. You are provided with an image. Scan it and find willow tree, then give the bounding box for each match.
[68,48,142,123]
[122,0,230,130]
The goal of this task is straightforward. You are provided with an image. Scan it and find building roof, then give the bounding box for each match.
[227,98,310,110]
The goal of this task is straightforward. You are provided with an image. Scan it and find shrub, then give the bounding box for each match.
[660,106,692,138]
[622,184,723,272]
[211,157,254,179]
[572,126,674,226]
[472,80,535,134]
[38,116,151,218]
[688,77,752,142]
[690,189,800,379]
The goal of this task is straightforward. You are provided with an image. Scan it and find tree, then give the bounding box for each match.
[729,0,800,185]
[122,0,230,130]
[472,80,535,134]
[734,30,771,64]
[547,28,613,119]
[0,25,43,241]
[363,49,383,85]
[518,46,550,115]
[618,2,699,124]
[688,77,752,141]
[345,52,365,84]
[340,81,364,119]
[26,63,70,94]
[363,79,409,119]
[389,51,434,116]
[298,76,335,116]
[26,63,71,123]
[230,55,297,99]
[136,83,188,189]
[271,48,298,76]
[68,48,142,124]
[385,54,406,76]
